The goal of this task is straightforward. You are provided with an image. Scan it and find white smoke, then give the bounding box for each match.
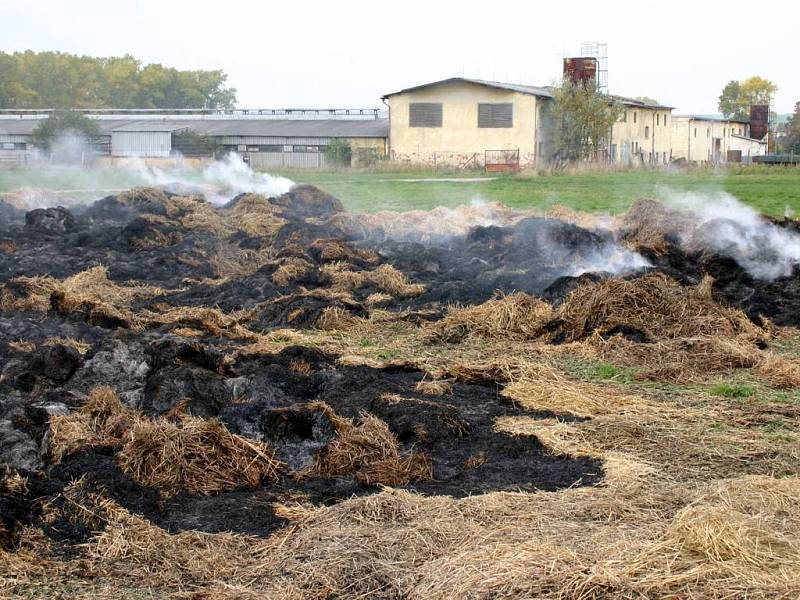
[358,198,520,243]
[566,244,651,278]
[663,190,800,280]
[130,152,294,204]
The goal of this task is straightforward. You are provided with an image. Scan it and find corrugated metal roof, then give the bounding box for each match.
[111,121,193,132]
[673,114,750,124]
[382,77,674,109]
[185,119,389,137]
[382,77,554,99]
[0,119,137,135]
[612,95,674,110]
[0,118,389,138]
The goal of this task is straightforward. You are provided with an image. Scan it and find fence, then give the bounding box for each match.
[484,149,520,172]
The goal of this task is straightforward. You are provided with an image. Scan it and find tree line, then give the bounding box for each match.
[0,51,237,109]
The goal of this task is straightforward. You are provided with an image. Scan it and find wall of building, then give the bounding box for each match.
[111,131,172,158]
[349,137,387,166]
[729,135,767,162]
[611,106,673,165]
[387,81,541,166]
[671,118,748,164]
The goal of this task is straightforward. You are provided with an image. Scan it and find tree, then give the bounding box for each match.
[551,80,624,161]
[636,96,659,105]
[718,76,778,119]
[324,139,352,166]
[0,50,237,109]
[30,111,101,157]
[783,102,800,154]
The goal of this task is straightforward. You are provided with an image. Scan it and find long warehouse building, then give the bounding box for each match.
[0,112,389,167]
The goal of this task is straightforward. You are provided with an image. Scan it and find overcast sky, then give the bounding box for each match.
[2,0,798,114]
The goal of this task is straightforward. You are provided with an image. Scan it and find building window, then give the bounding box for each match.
[707,128,710,138]
[645,126,650,140]
[656,114,660,126]
[409,102,443,127]
[478,103,513,128]
[621,111,627,123]
[633,112,637,123]
[292,145,319,153]
[694,128,697,138]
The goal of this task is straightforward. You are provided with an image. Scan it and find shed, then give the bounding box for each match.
[110,122,190,158]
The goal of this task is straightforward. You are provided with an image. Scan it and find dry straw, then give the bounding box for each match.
[49,387,282,496]
[117,413,282,495]
[324,263,425,298]
[299,401,432,486]
[433,292,554,342]
[557,272,764,342]
[49,386,136,463]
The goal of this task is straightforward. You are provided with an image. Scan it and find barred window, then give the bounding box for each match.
[409,102,443,127]
[478,103,513,128]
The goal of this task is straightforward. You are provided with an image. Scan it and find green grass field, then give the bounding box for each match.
[1,164,799,216]
[274,166,800,216]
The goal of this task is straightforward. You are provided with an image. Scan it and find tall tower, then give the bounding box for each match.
[580,42,608,94]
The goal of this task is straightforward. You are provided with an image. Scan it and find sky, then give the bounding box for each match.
[1,0,798,114]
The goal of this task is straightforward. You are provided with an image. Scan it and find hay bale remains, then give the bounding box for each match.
[414,379,454,396]
[325,263,425,298]
[49,387,136,463]
[300,402,432,486]
[618,198,695,254]
[117,414,282,496]
[557,273,763,342]
[0,266,161,330]
[433,292,554,342]
[271,257,312,287]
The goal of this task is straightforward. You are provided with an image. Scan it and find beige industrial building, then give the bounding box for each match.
[671,115,766,164]
[382,77,674,168]
[382,78,553,168]
[611,101,673,165]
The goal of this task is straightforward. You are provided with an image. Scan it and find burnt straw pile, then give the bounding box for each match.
[3,185,800,598]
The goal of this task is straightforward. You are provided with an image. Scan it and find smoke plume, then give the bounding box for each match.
[664,190,800,280]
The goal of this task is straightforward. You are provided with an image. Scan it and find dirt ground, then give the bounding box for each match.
[1,185,800,599]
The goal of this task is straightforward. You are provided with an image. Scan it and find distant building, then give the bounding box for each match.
[0,109,388,168]
[381,77,673,168]
[611,100,674,165]
[382,78,554,168]
[671,115,764,164]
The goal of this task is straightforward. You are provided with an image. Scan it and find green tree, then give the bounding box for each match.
[783,102,800,154]
[324,139,353,166]
[635,96,659,105]
[551,80,624,161]
[718,76,778,119]
[0,51,237,109]
[30,111,100,152]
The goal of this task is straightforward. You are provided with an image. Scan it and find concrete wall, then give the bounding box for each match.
[111,131,172,158]
[349,137,387,163]
[729,135,767,161]
[387,81,542,167]
[671,118,748,164]
[611,106,673,165]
